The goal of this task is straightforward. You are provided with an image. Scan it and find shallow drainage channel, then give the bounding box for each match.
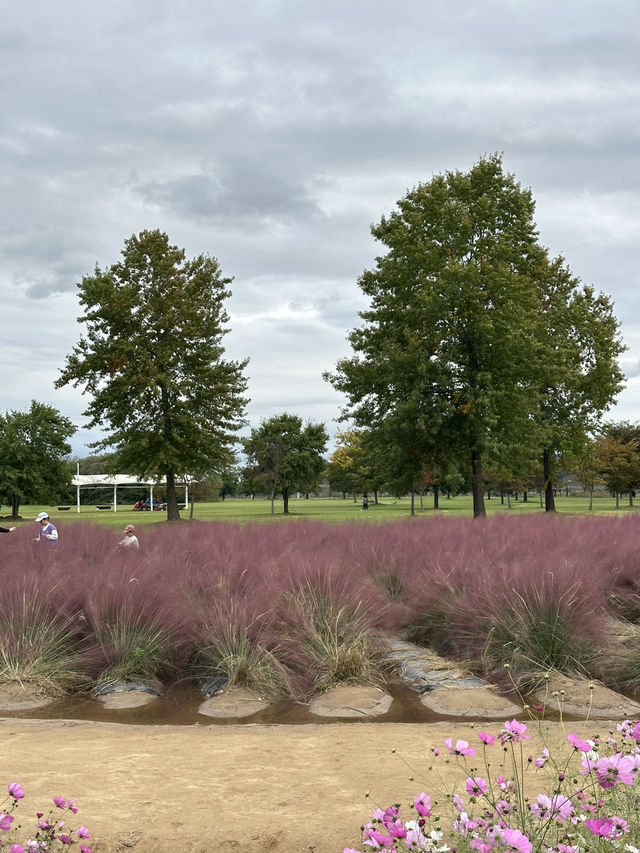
[2,637,638,725]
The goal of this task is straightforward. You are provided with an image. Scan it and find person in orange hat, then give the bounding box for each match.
[118,523,139,548]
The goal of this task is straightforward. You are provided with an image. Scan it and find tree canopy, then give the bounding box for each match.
[0,401,76,518]
[56,229,248,520]
[326,155,624,516]
[242,413,328,514]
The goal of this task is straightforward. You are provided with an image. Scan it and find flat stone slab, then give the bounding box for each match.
[531,674,640,720]
[0,683,54,711]
[198,686,269,718]
[420,686,521,718]
[309,685,393,718]
[97,690,159,709]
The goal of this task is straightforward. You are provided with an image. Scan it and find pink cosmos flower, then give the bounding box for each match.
[595,753,636,788]
[413,793,432,817]
[529,793,573,821]
[8,783,24,800]
[452,793,465,812]
[496,776,515,793]
[343,849,362,853]
[567,734,591,752]
[10,845,25,853]
[470,841,492,853]
[67,800,78,815]
[444,737,476,757]
[534,747,550,769]
[53,797,66,809]
[478,732,496,745]
[465,777,488,796]
[585,816,629,839]
[495,800,513,815]
[363,827,393,847]
[633,720,640,742]
[498,720,531,746]
[79,846,93,853]
[76,827,90,839]
[0,814,15,832]
[58,834,73,845]
[502,827,532,853]
[557,846,578,853]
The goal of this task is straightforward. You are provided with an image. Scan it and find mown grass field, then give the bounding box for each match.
[3,492,637,530]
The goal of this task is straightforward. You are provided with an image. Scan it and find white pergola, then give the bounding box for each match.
[71,473,191,513]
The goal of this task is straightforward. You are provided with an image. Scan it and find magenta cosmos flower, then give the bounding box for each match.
[0,814,15,832]
[498,720,531,746]
[465,777,488,796]
[444,737,476,757]
[478,732,496,745]
[585,816,629,839]
[7,783,24,800]
[413,793,432,817]
[567,733,591,752]
[595,754,636,789]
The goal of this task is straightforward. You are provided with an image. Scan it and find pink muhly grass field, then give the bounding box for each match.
[2,514,640,697]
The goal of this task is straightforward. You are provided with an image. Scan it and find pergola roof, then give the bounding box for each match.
[72,474,192,487]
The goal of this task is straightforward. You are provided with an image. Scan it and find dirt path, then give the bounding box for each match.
[2,717,610,853]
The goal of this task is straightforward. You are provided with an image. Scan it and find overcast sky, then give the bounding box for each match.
[1,0,639,457]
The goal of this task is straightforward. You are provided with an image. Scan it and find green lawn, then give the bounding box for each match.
[4,492,637,529]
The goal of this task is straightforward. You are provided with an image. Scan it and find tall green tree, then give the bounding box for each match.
[533,260,624,512]
[0,401,76,518]
[56,229,248,520]
[242,413,328,514]
[326,155,624,517]
[326,155,545,517]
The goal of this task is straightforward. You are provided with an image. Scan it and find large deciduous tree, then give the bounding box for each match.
[0,401,75,518]
[56,230,248,520]
[242,414,328,514]
[326,155,624,517]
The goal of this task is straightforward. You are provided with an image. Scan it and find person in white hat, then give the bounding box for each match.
[118,523,139,548]
[33,512,58,544]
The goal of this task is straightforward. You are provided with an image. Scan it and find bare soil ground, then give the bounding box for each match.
[2,717,612,853]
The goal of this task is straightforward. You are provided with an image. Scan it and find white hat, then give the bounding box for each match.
[35,512,50,522]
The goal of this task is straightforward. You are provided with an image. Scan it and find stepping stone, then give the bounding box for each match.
[531,674,640,720]
[379,636,523,719]
[94,680,162,710]
[198,686,269,718]
[0,682,53,711]
[309,685,393,718]
[420,686,521,718]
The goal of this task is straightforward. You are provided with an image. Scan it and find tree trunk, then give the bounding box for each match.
[616,491,620,509]
[433,484,439,510]
[419,490,424,512]
[374,490,379,504]
[270,488,275,515]
[589,488,593,511]
[10,493,20,519]
[471,449,486,518]
[165,471,180,521]
[410,490,415,516]
[189,491,195,519]
[523,489,528,502]
[282,489,289,514]
[507,492,511,509]
[543,448,556,512]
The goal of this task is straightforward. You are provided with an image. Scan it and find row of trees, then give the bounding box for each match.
[0,155,628,518]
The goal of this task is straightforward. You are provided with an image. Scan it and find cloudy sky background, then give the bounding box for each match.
[1,0,639,457]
